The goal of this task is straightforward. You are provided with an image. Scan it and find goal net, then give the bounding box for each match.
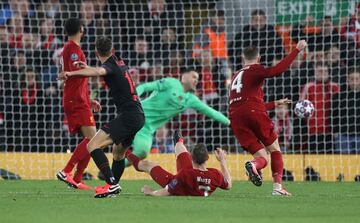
[0,0,359,181]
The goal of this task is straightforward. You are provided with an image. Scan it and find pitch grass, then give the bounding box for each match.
[0,181,359,223]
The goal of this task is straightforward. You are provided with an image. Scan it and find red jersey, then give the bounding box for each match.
[229,49,300,116]
[167,168,228,197]
[300,81,339,135]
[61,40,91,108]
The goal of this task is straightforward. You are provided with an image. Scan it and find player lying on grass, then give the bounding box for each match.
[229,40,307,196]
[126,131,232,196]
[58,36,144,198]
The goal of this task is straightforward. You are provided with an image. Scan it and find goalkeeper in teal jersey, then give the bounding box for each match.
[111,71,230,177]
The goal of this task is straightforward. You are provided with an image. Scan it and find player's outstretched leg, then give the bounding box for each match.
[73,155,94,190]
[245,149,268,187]
[57,138,90,188]
[57,126,96,190]
[56,170,78,188]
[126,151,173,188]
[266,139,291,196]
[88,130,121,198]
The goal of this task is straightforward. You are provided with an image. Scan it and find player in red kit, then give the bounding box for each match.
[126,131,232,196]
[56,18,101,190]
[229,40,307,196]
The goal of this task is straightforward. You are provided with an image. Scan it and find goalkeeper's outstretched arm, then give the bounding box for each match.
[136,78,171,96]
[189,95,230,126]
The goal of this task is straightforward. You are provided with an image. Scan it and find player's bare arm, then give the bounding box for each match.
[58,66,107,80]
[214,148,232,189]
[141,185,170,196]
[266,40,307,77]
[73,61,89,69]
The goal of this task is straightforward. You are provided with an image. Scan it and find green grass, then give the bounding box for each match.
[0,181,359,223]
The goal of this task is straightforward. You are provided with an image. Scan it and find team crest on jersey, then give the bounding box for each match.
[71,53,79,61]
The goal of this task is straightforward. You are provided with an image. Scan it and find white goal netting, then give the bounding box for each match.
[0,0,359,181]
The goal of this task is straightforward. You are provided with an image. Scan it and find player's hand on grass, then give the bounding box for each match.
[91,100,102,112]
[214,148,227,162]
[173,130,183,145]
[141,185,154,196]
[58,71,71,81]
[296,40,307,51]
[275,98,291,107]
[73,61,88,69]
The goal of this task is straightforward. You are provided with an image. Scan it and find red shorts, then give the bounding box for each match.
[64,101,95,134]
[230,111,277,154]
[150,152,192,188]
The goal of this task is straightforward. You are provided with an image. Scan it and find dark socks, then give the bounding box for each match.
[112,159,125,184]
[90,149,116,185]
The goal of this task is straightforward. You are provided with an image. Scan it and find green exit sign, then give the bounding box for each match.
[275,0,357,25]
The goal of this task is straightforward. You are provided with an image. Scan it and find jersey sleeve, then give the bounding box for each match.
[136,78,171,96]
[188,94,230,126]
[263,48,300,78]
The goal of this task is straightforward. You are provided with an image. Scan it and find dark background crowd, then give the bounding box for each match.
[0,0,359,154]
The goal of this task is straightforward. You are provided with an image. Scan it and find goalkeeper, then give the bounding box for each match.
[111,70,230,182]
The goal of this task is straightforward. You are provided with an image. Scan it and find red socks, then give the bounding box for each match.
[63,138,90,173]
[251,156,267,171]
[270,151,283,184]
[73,154,91,183]
[126,152,141,171]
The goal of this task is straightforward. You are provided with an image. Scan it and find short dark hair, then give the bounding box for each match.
[242,46,259,60]
[96,36,112,57]
[65,18,83,36]
[191,144,209,165]
[251,9,266,17]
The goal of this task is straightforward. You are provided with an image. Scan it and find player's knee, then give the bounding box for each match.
[113,151,123,161]
[266,139,281,153]
[81,126,97,139]
[266,145,281,153]
[112,145,125,160]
